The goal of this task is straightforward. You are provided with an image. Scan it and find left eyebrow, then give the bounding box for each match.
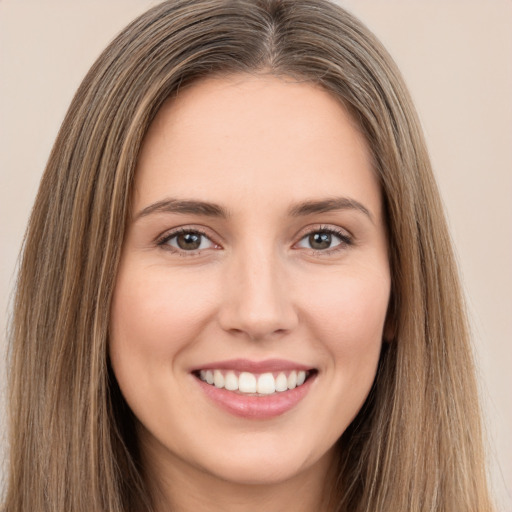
[133,196,373,223]
[288,197,373,223]
[134,198,230,221]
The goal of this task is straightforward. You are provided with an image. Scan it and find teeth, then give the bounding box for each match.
[239,372,257,393]
[213,370,224,388]
[287,371,297,389]
[224,371,238,391]
[197,369,310,395]
[257,373,276,395]
[275,372,288,392]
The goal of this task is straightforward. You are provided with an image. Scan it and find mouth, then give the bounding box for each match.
[193,368,315,396]
[191,359,318,419]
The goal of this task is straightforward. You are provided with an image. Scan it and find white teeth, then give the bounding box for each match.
[224,371,238,391]
[198,369,311,394]
[257,373,276,395]
[239,372,257,393]
[213,370,224,388]
[275,372,288,392]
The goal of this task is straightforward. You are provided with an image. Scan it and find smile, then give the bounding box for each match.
[197,369,309,395]
[191,359,317,419]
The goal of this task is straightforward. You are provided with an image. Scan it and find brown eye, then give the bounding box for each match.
[296,229,351,252]
[162,230,215,251]
[309,232,332,250]
[176,232,202,250]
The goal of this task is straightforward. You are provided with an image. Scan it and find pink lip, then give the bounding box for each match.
[193,366,317,420]
[191,358,312,373]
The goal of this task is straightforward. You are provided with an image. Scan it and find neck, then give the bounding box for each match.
[140,437,339,512]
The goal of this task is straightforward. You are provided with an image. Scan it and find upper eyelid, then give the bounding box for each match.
[295,223,353,241]
[156,224,352,251]
[156,225,221,245]
[294,226,352,250]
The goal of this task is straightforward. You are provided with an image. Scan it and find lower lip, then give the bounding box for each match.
[195,374,316,419]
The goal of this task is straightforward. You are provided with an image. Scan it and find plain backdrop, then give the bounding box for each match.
[1,1,511,509]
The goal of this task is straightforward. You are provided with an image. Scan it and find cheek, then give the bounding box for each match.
[289,268,390,449]
[306,268,390,337]
[110,266,217,358]
[108,264,223,427]
[302,268,390,381]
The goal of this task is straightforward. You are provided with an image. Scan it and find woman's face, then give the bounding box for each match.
[110,74,391,488]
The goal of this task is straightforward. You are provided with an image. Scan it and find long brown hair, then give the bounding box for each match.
[4,1,494,510]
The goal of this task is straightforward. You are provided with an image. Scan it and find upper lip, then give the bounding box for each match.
[191,358,314,373]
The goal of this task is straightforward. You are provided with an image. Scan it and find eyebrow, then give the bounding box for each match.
[288,197,373,222]
[134,196,373,222]
[135,198,229,220]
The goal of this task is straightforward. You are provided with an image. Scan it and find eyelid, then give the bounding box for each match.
[293,224,353,253]
[155,225,222,254]
[297,223,353,240]
[154,223,353,256]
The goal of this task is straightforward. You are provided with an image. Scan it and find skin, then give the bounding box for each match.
[109,74,391,512]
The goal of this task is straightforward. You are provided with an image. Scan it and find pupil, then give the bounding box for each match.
[177,233,201,250]
[310,232,331,250]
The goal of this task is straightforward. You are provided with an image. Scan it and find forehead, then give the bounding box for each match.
[133,73,380,216]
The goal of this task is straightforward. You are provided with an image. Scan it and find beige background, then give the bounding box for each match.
[1,0,511,509]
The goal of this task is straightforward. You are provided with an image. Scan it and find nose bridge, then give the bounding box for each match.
[219,240,297,340]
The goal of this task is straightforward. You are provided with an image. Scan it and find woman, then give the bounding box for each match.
[3,0,495,511]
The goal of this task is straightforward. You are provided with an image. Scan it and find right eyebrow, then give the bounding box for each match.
[134,198,230,221]
[288,197,374,223]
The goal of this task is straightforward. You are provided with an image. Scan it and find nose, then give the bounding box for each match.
[217,245,299,341]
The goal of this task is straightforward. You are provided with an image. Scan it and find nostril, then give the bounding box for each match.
[216,274,299,339]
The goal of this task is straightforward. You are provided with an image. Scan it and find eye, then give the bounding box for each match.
[296,228,351,252]
[158,229,217,252]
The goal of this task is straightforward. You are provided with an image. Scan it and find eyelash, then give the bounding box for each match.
[299,226,353,255]
[156,225,353,257]
[156,227,215,256]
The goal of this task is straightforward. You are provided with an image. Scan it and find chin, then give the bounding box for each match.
[192,437,334,487]
[203,458,312,486]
